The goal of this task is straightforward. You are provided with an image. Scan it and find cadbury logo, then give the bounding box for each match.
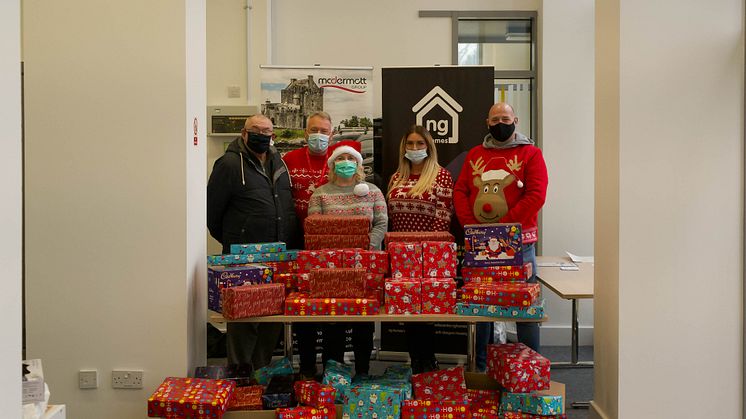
[219,272,241,280]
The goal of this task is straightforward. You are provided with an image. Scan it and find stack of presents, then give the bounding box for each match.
[148,351,565,418]
[147,218,567,418]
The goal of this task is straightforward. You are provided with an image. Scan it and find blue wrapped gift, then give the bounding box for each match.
[254,357,294,385]
[262,374,296,409]
[207,250,298,266]
[455,301,544,319]
[207,264,273,313]
[382,365,412,382]
[230,242,287,255]
[322,360,353,403]
[343,383,402,419]
[500,391,564,415]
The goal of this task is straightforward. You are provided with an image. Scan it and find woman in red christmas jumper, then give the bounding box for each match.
[307,143,388,376]
[453,102,548,370]
[387,125,454,373]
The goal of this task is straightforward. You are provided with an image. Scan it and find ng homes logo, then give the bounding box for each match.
[411,86,463,144]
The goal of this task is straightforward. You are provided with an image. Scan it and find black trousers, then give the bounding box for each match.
[322,322,374,375]
[405,322,436,361]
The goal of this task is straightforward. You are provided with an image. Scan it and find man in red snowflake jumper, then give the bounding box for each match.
[453,102,548,368]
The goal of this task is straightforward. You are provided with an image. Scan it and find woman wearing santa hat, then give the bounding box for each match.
[307,141,388,375]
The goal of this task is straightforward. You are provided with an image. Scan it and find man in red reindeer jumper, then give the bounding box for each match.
[453,102,548,370]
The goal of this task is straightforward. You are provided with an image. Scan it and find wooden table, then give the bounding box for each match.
[211,312,548,372]
[536,256,594,368]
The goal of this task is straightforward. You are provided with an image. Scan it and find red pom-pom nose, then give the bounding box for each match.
[482,203,493,213]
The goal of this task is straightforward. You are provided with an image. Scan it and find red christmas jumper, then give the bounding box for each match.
[387,167,454,232]
[282,147,329,224]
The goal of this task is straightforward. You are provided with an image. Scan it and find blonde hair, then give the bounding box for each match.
[328,159,366,184]
[388,125,440,198]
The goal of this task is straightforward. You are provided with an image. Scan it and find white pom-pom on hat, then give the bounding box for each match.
[354,183,370,196]
[327,145,363,168]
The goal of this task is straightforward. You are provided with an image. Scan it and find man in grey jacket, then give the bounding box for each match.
[207,114,299,369]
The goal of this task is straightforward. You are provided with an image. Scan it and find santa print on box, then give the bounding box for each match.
[422,241,458,278]
[388,242,423,278]
[463,223,523,267]
[421,278,457,314]
[384,279,422,315]
[487,343,550,393]
[411,366,468,401]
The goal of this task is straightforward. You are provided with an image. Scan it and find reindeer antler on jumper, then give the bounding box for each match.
[507,155,523,172]
[470,156,487,176]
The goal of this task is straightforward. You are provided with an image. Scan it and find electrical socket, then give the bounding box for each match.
[78,369,98,389]
[111,370,143,389]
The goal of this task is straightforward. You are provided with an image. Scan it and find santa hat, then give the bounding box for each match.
[327,143,363,168]
[481,159,524,188]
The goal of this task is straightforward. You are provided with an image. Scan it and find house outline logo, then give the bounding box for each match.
[411,86,463,144]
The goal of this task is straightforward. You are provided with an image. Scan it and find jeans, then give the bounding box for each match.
[475,243,539,371]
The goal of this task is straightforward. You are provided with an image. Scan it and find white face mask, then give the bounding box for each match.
[405,148,428,163]
[307,133,329,154]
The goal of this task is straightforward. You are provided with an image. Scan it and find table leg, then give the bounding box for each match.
[467,322,476,372]
[283,322,293,359]
[572,298,579,365]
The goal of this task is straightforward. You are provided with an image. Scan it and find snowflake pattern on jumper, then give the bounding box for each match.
[387,167,454,232]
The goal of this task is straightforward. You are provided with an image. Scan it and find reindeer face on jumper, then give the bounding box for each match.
[469,155,522,223]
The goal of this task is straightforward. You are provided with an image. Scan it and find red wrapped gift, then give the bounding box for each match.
[421,278,456,314]
[523,262,533,280]
[263,261,299,274]
[459,283,540,307]
[467,388,501,405]
[384,231,454,248]
[384,279,422,315]
[389,242,423,278]
[309,268,366,298]
[284,292,380,316]
[296,273,311,293]
[304,234,370,250]
[273,273,300,295]
[364,273,385,293]
[147,377,235,418]
[293,380,337,407]
[502,413,567,419]
[411,366,468,401]
[343,249,389,274]
[470,404,500,419]
[422,241,458,278]
[297,250,343,273]
[221,283,285,320]
[487,343,550,392]
[277,405,336,419]
[401,399,470,419]
[227,385,264,411]
[304,214,370,235]
[462,265,527,283]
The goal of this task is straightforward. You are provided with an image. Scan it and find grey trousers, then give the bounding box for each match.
[226,322,283,369]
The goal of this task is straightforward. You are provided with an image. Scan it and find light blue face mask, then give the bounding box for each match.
[405,148,428,163]
[334,160,357,178]
[307,133,329,154]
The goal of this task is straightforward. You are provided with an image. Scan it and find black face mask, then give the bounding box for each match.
[246,132,272,153]
[489,122,516,142]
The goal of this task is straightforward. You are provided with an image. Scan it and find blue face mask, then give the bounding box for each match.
[334,160,357,178]
[307,133,329,154]
[405,148,428,163]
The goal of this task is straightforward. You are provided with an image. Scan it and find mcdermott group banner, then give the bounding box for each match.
[259,65,374,157]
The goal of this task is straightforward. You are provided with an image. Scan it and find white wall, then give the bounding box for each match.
[0,0,22,416]
[594,0,743,417]
[23,1,206,417]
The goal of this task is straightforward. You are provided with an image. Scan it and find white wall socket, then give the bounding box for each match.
[111,370,143,389]
[78,369,98,389]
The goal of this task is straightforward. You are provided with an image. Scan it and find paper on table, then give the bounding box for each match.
[537,261,577,268]
[566,252,594,263]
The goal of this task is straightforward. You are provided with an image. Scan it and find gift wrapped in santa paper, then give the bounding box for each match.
[284,293,380,316]
[349,376,412,400]
[501,413,567,419]
[422,241,458,278]
[261,374,296,409]
[459,282,540,307]
[220,283,285,320]
[383,364,413,383]
[294,380,337,407]
[384,279,422,315]
[500,391,564,416]
[229,242,286,255]
[401,399,470,419]
[207,251,298,266]
[421,278,457,314]
[342,383,403,419]
[384,231,454,249]
[253,357,294,386]
[461,265,528,283]
[276,405,336,419]
[343,249,389,274]
[297,250,343,273]
[208,264,274,313]
[456,302,544,320]
[273,273,300,295]
[467,388,501,405]
[462,223,522,267]
[389,242,423,279]
[469,404,499,419]
[194,364,253,387]
[263,260,300,274]
[304,214,370,235]
[305,234,370,250]
[309,268,366,298]
[147,377,235,418]
[411,366,467,402]
[322,360,354,403]
[487,343,550,393]
[227,385,264,411]
[364,273,385,300]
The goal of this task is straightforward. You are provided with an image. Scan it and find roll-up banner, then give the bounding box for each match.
[380,66,494,355]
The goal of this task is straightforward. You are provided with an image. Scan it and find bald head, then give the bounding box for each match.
[487,102,518,127]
